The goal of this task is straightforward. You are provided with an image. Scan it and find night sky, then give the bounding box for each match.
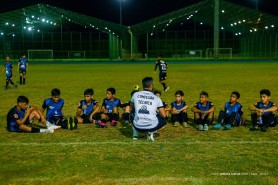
[0,0,276,25]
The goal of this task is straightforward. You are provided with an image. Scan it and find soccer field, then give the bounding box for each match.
[0,61,277,185]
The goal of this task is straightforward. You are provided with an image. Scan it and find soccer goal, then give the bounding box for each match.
[185,50,202,58]
[205,48,233,59]
[28,50,53,59]
[68,51,86,59]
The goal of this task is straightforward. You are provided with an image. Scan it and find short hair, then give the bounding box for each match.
[142,77,153,88]
[200,91,209,97]
[157,53,163,58]
[21,53,26,57]
[154,90,161,96]
[17,95,29,104]
[231,91,240,99]
[84,88,94,96]
[107,87,116,95]
[51,88,61,96]
[175,90,184,96]
[260,89,271,96]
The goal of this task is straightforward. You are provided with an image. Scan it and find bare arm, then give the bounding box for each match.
[16,107,31,125]
[158,107,166,118]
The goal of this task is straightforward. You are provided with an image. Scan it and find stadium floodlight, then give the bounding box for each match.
[1,32,4,35]
[238,21,241,24]
[42,18,45,22]
[12,34,15,37]
[28,27,32,31]
[250,30,253,32]
[243,19,246,22]
[271,25,274,28]
[265,26,268,29]
[221,27,224,30]
[200,22,203,25]
[32,15,35,18]
[12,24,15,27]
[5,22,9,25]
[222,10,225,13]
[231,24,233,26]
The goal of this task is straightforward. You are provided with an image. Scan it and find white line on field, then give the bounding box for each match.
[0,140,277,146]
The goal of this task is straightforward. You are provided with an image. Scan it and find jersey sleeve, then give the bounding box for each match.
[238,105,244,116]
[154,61,159,71]
[42,99,48,109]
[78,100,83,109]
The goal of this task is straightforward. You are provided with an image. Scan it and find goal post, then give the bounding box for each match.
[68,51,86,59]
[205,48,233,59]
[185,50,202,58]
[28,50,53,60]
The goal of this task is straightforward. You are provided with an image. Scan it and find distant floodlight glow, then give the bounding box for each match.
[265,26,268,29]
[37,30,40,32]
[46,20,49,23]
[32,15,35,18]
[195,10,198,13]
[1,32,3,35]
[5,22,9,25]
[12,34,15,37]
[28,27,32,31]
[238,21,241,24]
[153,25,155,28]
[271,25,274,28]
[250,30,253,32]
[12,24,15,26]
[23,26,26,29]
[166,23,169,26]
[42,19,45,22]
[151,33,153,36]
[231,24,233,26]
[222,10,225,13]
[243,20,246,22]
[200,22,203,25]
[221,27,224,30]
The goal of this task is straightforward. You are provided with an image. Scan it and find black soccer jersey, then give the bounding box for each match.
[154,59,167,74]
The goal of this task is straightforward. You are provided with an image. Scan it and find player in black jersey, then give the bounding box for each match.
[154,54,169,92]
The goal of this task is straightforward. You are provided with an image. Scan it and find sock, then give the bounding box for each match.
[162,82,166,89]
[196,118,202,125]
[10,81,14,85]
[20,76,22,84]
[5,81,9,88]
[23,78,26,85]
[124,113,130,121]
[206,118,212,125]
[40,129,50,133]
[31,127,40,133]
[133,127,139,137]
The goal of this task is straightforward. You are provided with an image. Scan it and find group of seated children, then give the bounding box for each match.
[6,87,277,134]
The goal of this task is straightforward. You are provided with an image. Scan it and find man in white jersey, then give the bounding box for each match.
[130,77,167,141]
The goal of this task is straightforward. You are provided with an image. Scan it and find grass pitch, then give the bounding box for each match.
[0,61,277,185]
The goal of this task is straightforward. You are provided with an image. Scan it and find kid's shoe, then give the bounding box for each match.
[73,117,78,129]
[182,122,188,128]
[67,117,73,130]
[95,120,107,128]
[212,123,222,130]
[198,124,203,131]
[260,126,267,132]
[203,124,209,131]
[173,121,179,127]
[46,121,61,130]
[110,120,117,127]
[164,86,170,92]
[133,136,139,140]
[250,125,259,131]
[14,84,18,88]
[147,132,154,142]
[224,124,232,130]
[45,128,54,133]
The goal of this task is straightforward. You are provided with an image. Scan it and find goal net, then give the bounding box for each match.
[68,51,85,59]
[205,48,232,59]
[28,50,53,59]
[185,50,202,58]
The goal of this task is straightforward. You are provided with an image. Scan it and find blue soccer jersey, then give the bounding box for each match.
[224,102,243,122]
[78,99,98,116]
[194,101,214,111]
[18,57,28,71]
[4,62,13,77]
[102,98,122,113]
[171,101,187,110]
[42,98,64,120]
[254,101,275,117]
[7,106,25,132]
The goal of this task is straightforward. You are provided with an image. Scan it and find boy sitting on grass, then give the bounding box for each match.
[170,90,189,127]
[154,90,171,122]
[212,91,245,130]
[249,89,277,132]
[191,91,215,131]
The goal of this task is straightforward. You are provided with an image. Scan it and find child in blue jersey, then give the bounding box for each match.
[249,89,277,132]
[191,91,215,131]
[99,87,125,127]
[170,90,189,127]
[154,90,171,121]
[7,95,60,133]
[18,53,28,85]
[1,56,18,90]
[154,54,169,92]
[41,88,77,130]
[76,88,102,126]
[212,91,245,130]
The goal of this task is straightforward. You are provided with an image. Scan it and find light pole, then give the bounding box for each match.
[119,0,123,25]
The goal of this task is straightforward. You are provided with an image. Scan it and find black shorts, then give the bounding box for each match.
[159,73,167,81]
[19,70,27,75]
[82,115,93,123]
[6,76,12,81]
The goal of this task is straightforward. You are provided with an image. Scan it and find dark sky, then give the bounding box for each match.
[0,0,276,25]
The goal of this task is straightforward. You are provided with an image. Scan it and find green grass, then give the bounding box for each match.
[0,61,277,185]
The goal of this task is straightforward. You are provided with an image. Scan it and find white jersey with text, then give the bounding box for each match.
[131,90,164,129]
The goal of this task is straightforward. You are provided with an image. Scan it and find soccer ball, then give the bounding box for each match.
[134,85,140,91]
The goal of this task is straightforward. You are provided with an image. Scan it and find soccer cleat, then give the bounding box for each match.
[45,128,54,133]
[198,124,203,131]
[14,84,18,89]
[260,126,267,132]
[173,121,179,127]
[73,117,78,129]
[46,121,61,130]
[68,117,73,130]
[110,120,117,127]
[133,136,139,140]
[212,123,222,130]
[164,86,170,92]
[182,122,188,128]
[224,124,232,130]
[95,120,107,128]
[203,124,209,131]
[147,132,154,142]
[250,125,259,131]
